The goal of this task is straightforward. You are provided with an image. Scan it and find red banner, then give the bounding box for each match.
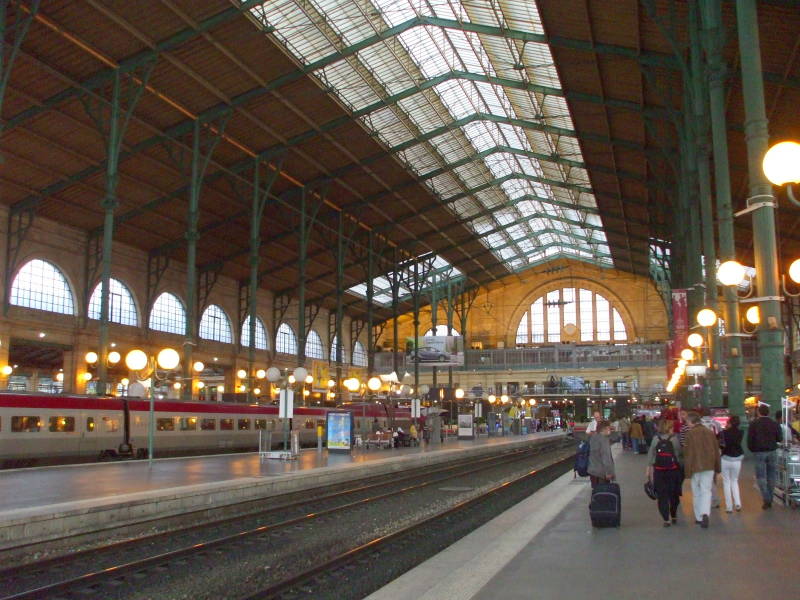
[671,289,689,366]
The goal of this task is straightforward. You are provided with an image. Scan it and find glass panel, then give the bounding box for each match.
[157,418,175,431]
[546,290,560,342]
[305,330,325,359]
[255,419,267,430]
[424,325,461,336]
[352,341,367,366]
[531,298,544,343]
[199,305,233,343]
[88,278,138,326]
[180,417,197,431]
[241,316,268,350]
[516,311,528,345]
[12,416,40,432]
[86,416,95,432]
[238,418,251,431]
[276,323,298,354]
[10,259,75,314]
[613,309,627,340]
[580,289,594,341]
[220,418,233,431]
[596,296,611,341]
[201,418,216,431]
[149,293,186,334]
[562,288,576,328]
[331,335,348,363]
[48,416,75,432]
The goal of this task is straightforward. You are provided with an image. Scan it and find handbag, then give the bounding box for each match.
[644,479,657,500]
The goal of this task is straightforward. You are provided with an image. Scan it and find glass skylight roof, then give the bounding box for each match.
[246,0,612,271]
[346,253,463,307]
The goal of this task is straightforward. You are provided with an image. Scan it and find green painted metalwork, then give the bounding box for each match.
[736,0,784,414]
[0,0,40,147]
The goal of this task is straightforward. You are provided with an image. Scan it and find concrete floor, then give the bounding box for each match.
[369,446,800,600]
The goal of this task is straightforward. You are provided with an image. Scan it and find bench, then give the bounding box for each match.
[364,432,393,449]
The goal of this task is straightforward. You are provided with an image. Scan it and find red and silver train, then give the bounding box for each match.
[0,392,412,467]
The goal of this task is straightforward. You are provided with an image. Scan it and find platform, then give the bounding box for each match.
[0,432,563,551]
[369,445,799,600]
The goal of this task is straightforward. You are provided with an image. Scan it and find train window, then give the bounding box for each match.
[255,419,267,430]
[157,418,175,431]
[48,416,75,432]
[12,416,41,432]
[220,418,233,431]
[238,419,250,431]
[304,419,314,429]
[179,417,197,431]
[103,417,120,433]
[86,417,95,432]
[200,418,216,431]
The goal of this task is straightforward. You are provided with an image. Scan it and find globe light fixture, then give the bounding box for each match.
[696,308,717,328]
[256,369,267,379]
[236,369,247,379]
[253,387,261,395]
[85,351,98,364]
[680,348,694,361]
[305,374,314,385]
[173,382,181,390]
[327,378,335,388]
[197,381,205,389]
[218,385,224,393]
[108,351,121,365]
[746,305,761,325]
[288,374,296,384]
[501,394,509,404]
[293,366,308,383]
[762,141,800,186]
[789,259,800,285]
[156,348,180,370]
[82,372,93,382]
[487,394,496,404]
[193,361,205,373]
[455,388,465,399]
[266,367,281,382]
[125,349,148,371]
[717,260,746,286]
[120,377,129,386]
[344,377,361,392]
[687,333,704,348]
[367,376,381,391]
[1,365,12,376]
[55,372,64,382]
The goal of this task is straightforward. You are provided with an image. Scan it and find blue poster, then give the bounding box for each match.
[326,412,353,452]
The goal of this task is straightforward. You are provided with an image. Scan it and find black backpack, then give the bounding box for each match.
[653,435,678,471]
[574,439,590,477]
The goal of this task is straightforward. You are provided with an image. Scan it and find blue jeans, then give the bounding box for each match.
[632,438,640,453]
[753,450,777,503]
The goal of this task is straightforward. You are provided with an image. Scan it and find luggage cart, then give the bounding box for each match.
[775,445,800,508]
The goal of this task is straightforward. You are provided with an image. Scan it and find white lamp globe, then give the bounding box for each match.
[419,384,430,395]
[717,260,746,286]
[266,367,281,382]
[256,369,266,380]
[501,394,509,404]
[696,308,717,328]
[455,388,465,399]
[193,361,205,373]
[344,378,360,392]
[789,259,800,284]
[687,333,704,348]
[157,348,180,370]
[125,349,148,371]
[85,351,98,364]
[680,348,694,361]
[305,374,314,384]
[237,369,247,379]
[746,305,761,325]
[293,366,308,383]
[367,376,381,391]
[108,351,121,365]
[762,141,800,186]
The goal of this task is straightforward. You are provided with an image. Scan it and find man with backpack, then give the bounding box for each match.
[646,419,683,527]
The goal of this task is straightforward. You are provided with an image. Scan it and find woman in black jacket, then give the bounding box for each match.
[720,416,744,512]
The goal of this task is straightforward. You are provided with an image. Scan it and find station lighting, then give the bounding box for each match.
[218,385,224,393]
[237,369,247,379]
[193,361,205,373]
[125,349,148,371]
[487,395,496,404]
[55,372,64,383]
[500,394,509,404]
[293,367,308,383]
[762,141,800,187]
[173,382,181,390]
[256,369,266,380]
[303,389,310,397]
[367,376,381,391]
[696,308,717,328]
[108,351,121,365]
[197,381,205,390]
[717,260,747,287]
[687,333,704,348]
[0,365,11,376]
[789,259,800,285]
[157,348,180,371]
[680,348,694,361]
[85,351,98,364]
[327,379,335,388]
[305,374,314,385]
[121,377,129,386]
[344,377,361,392]
[745,305,761,325]
[82,372,93,382]
[455,388,465,399]
[266,367,281,382]
[254,387,261,395]
[288,374,296,384]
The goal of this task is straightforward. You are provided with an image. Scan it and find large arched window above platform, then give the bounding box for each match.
[305,330,324,360]
[199,304,233,343]
[149,292,186,334]
[241,316,269,350]
[352,341,367,366]
[423,325,460,337]
[516,288,627,344]
[276,323,297,355]
[330,335,348,364]
[88,278,138,326]
[10,259,75,315]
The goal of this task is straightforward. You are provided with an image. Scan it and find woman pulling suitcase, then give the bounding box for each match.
[588,421,621,527]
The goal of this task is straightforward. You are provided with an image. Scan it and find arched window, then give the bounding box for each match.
[424,325,460,336]
[149,292,186,334]
[10,259,74,315]
[276,323,297,354]
[516,287,627,344]
[352,341,367,366]
[331,335,348,363]
[305,330,324,359]
[88,278,138,326]
[199,304,232,343]
[241,315,268,350]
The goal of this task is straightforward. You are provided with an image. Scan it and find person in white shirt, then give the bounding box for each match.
[585,411,601,435]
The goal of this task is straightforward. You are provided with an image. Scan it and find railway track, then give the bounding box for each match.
[0,439,572,600]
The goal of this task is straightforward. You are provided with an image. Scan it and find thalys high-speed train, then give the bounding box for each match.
[0,393,412,467]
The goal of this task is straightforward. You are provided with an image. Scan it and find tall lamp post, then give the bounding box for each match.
[266,365,308,452]
[124,347,180,467]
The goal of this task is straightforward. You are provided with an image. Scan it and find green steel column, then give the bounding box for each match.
[96,71,122,396]
[366,232,375,376]
[391,248,400,378]
[736,0,784,414]
[430,273,438,390]
[690,2,722,408]
[183,120,202,401]
[446,278,454,389]
[335,213,344,397]
[297,188,307,370]
[247,162,262,405]
[679,117,704,318]
[701,0,745,416]
[413,260,420,401]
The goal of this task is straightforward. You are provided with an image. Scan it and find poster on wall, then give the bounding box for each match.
[326,411,353,452]
[671,289,688,361]
[458,413,474,440]
[405,336,464,366]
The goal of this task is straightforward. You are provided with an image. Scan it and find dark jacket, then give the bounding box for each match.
[747,416,782,452]
[721,428,744,458]
[588,433,615,479]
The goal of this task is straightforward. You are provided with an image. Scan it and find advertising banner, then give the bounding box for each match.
[405,335,464,366]
[458,413,474,440]
[671,289,688,360]
[326,411,353,452]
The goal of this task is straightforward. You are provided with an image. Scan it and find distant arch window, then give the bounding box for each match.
[276,323,297,355]
[424,325,460,336]
[331,335,348,363]
[241,316,268,350]
[10,259,75,315]
[352,341,367,366]
[199,304,232,343]
[516,288,627,344]
[88,278,138,326]
[149,292,186,334]
[305,330,324,359]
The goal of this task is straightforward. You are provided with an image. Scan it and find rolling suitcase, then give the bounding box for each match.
[590,482,621,527]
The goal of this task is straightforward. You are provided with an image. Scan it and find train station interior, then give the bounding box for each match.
[0,0,799,598]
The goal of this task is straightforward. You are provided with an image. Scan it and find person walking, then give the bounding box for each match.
[646,419,683,527]
[629,418,644,454]
[719,415,744,513]
[747,404,782,509]
[585,411,601,436]
[619,416,631,450]
[684,412,721,529]
[587,420,615,488]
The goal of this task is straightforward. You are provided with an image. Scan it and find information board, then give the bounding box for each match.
[458,413,474,440]
[326,411,353,452]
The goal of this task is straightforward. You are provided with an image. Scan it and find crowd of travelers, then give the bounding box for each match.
[584,403,797,529]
